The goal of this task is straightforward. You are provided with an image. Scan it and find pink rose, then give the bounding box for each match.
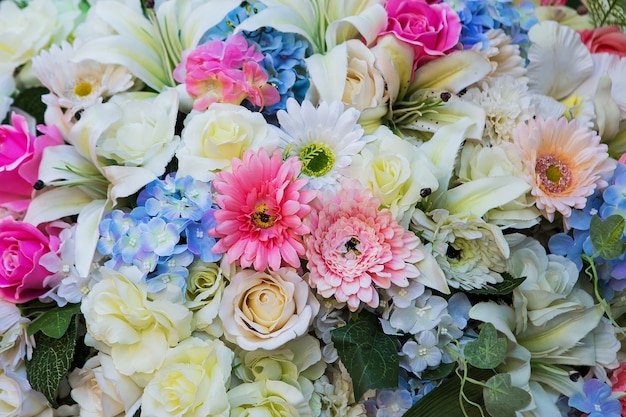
[579,26,626,58]
[379,0,461,68]
[0,217,60,303]
[0,113,64,213]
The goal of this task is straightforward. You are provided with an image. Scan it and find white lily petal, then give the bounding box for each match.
[404,97,486,139]
[74,200,109,277]
[593,76,621,139]
[102,165,157,203]
[74,36,172,91]
[498,344,531,389]
[531,364,583,397]
[325,3,387,49]
[416,248,450,294]
[524,381,563,417]
[407,51,492,97]
[37,145,99,183]
[69,101,122,167]
[24,187,94,226]
[526,21,593,100]
[469,301,517,342]
[305,43,348,103]
[235,1,320,51]
[517,304,604,358]
[444,176,531,217]
[419,117,476,198]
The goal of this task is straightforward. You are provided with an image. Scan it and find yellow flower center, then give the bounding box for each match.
[74,82,93,98]
[535,155,572,194]
[251,203,277,229]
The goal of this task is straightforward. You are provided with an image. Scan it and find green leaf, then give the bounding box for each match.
[469,273,526,296]
[586,0,626,29]
[483,374,532,417]
[421,361,456,381]
[26,315,78,407]
[403,368,493,417]
[331,312,398,399]
[27,303,81,338]
[11,87,48,125]
[464,323,507,369]
[589,214,626,260]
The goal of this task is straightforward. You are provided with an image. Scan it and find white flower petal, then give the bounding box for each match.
[526,21,593,100]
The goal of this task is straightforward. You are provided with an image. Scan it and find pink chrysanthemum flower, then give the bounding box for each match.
[209,148,315,271]
[174,33,279,111]
[513,116,616,222]
[305,182,424,311]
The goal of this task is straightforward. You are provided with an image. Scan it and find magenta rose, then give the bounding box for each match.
[0,113,64,213]
[0,217,60,303]
[379,0,461,68]
[579,26,626,58]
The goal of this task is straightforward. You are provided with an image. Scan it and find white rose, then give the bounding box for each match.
[68,353,142,417]
[0,364,53,417]
[94,89,180,173]
[228,380,313,417]
[0,0,61,71]
[141,337,233,417]
[185,259,229,337]
[0,299,33,371]
[176,103,278,181]
[80,266,192,377]
[219,268,319,351]
[349,125,438,227]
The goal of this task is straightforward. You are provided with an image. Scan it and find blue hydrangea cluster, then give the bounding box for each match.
[200,1,311,117]
[447,0,537,54]
[549,163,626,296]
[97,174,220,294]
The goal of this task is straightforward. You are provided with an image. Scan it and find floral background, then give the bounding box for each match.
[1,0,626,416]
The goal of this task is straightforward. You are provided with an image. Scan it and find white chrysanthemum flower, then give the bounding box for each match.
[276,98,370,190]
[411,209,509,291]
[471,29,526,80]
[0,299,34,371]
[463,75,533,144]
[31,40,134,120]
[310,364,366,417]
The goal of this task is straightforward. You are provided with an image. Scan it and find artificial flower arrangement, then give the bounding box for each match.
[1,0,626,416]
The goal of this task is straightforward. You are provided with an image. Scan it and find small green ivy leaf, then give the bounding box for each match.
[26,315,78,407]
[483,373,532,417]
[590,214,626,260]
[469,273,526,295]
[421,361,456,380]
[464,323,506,369]
[331,312,398,400]
[27,303,81,338]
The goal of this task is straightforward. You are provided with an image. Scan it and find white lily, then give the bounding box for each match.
[73,0,240,91]
[235,0,386,54]
[25,89,180,277]
[394,51,492,139]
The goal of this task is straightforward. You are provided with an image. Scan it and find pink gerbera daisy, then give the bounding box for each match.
[513,116,616,222]
[305,182,424,311]
[209,148,315,271]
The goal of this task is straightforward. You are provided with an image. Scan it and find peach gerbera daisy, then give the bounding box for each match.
[513,116,616,222]
[305,182,424,312]
[209,148,315,271]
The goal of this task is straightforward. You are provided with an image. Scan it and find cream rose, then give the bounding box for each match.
[228,380,313,417]
[176,103,278,181]
[68,353,142,417]
[142,337,234,417]
[219,268,319,351]
[80,266,192,377]
[185,259,232,337]
[0,364,53,417]
[0,0,76,72]
[94,89,180,172]
[349,125,438,227]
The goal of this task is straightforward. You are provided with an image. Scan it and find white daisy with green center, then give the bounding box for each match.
[275,98,370,189]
